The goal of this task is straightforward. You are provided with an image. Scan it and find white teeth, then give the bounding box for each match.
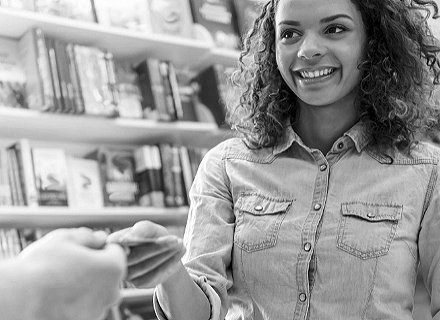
[300,68,334,79]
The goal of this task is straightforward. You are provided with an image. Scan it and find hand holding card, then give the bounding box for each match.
[107,221,186,288]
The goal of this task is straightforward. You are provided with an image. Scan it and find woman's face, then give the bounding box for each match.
[275,0,367,107]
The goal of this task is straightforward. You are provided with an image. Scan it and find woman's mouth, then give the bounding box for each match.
[298,67,335,79]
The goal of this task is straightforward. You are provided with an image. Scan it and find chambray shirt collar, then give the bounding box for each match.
[272,120,372,156]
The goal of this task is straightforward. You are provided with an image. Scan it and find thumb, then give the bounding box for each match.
[67,228,108,250]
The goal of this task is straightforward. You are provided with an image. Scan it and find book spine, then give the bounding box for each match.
[135,60,158,120]
[147,59,172,121]
[11,139,38,207]
[6,148,24,206]
[170,146,186,206]
[134,145,153,207]
[179,146,194,201]
[53,39,71,114]
[149,145,165,207]
[159,61,178,121]
[159,144,176,207]
[66,44,85,114]
[45,37,63,112]
[167,62,184,120]
[0,148,12,206]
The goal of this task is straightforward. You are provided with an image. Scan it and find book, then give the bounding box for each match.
[93,0,151,32]
[134,145,152,207]
[134,145,165,207]
[231,0,263,38]
[193,64,236,128]
[45,37,64,112]
[148,0,194,38]
[34,0,96,22]
[114,60,143,119]
[18,28,56,111]
[170,146,186,206]
[0,37,27,109]
[149,145,165,207]
[53,38,73,113]
[73,45,118,117]
[6,147,24,205]
[136,59,175,121]
[158,61,178,121]
[32,148,69,206]
[66,156,104,208]
[7,139,38,207]
[135,59,159,120]
[65,43,85,114]
[86,148,138,206]
[0,0,27,9]
[0,148,12,206]
[158,144,176,207]
[189,0,240,49]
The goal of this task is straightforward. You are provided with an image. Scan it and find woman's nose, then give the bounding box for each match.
[297,33,325,61]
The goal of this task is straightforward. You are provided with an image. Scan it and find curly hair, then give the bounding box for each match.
[227,0,440,151]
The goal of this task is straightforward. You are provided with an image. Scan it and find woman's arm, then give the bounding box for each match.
[419,162,440,319]
[155,262,211,320]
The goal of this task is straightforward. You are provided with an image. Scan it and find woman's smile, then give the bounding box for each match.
[292,67,339,86]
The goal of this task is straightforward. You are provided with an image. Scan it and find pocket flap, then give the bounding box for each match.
[237,193,293,215]
[341,202,402,222]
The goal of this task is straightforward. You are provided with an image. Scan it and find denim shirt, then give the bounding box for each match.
[154,122,440,320]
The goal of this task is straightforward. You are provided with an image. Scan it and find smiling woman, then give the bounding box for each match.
[107,1,440,320]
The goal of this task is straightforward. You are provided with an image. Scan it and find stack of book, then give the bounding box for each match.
[0,138,207,208]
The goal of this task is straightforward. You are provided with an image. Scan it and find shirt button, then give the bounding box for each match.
[314,203,322,211]
[254,205,263,212]
[367,212,375,218]
[319,164,327,171]
[304,242,312,252]
[337,142,344,150]
[299,293,307,302]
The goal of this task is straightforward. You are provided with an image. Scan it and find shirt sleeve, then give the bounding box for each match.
[419,162,440,319]
[153,141,235,320]
[152,274,222,320]
[183,141,235,319]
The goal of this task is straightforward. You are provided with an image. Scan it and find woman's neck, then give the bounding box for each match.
[293,100,359,154]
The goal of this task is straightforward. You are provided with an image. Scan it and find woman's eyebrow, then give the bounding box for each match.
[320,14,354,23]
[278,14,354,26]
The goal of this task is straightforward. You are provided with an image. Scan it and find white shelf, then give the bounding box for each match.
[0,206,188,228]
[0,7,240,69]
[0,108,232,149]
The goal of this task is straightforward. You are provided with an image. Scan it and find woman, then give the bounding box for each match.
[109,0,440,319]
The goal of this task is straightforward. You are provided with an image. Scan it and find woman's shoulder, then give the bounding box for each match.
[205,137,275,163]
[397,140,440,164]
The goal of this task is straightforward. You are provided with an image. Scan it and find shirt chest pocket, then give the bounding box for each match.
[337,202,402,259]
[234,193,293,253]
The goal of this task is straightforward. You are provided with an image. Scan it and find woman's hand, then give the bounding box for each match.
[107,221,186,288]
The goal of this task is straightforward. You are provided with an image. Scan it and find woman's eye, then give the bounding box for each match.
[281,30,300,39]
[326,25,346,34]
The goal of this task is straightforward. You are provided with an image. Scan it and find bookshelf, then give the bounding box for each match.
[0,7,240,71]
[0,206,189,228]
[0,108,231,148]
[0,5,240,311]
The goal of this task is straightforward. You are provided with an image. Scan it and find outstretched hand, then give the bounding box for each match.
[17,227,126,320]
[107,221,186,288]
